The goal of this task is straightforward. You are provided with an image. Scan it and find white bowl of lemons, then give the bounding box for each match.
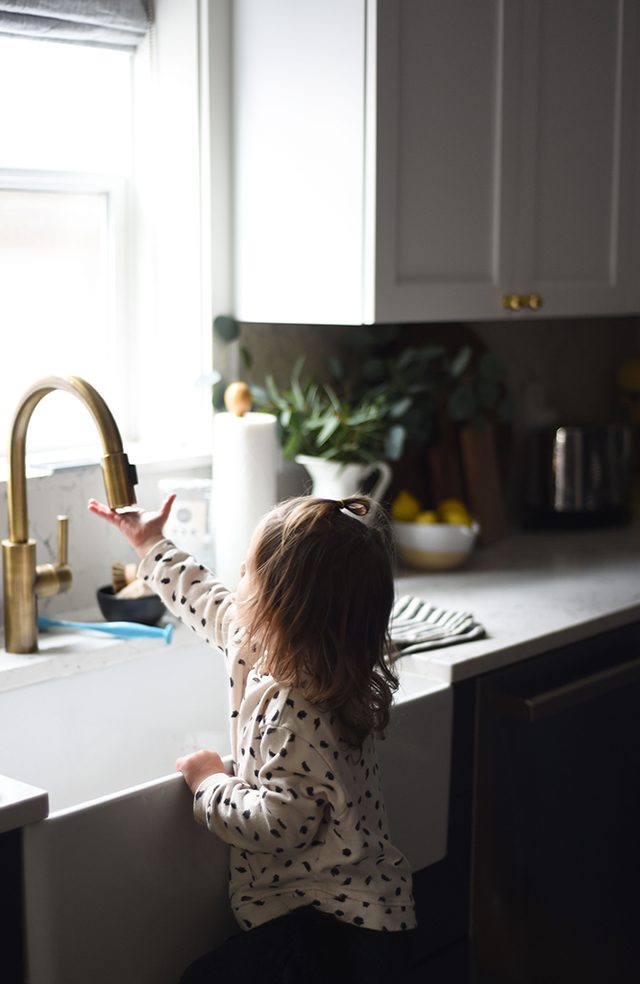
[391,493,480,571]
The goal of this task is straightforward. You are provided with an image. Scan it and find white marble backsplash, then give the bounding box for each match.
[0,461,212,624]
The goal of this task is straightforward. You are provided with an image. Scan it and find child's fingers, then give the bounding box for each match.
[87,498,117,522]
[175,749,226,792]
[159,492,177,521]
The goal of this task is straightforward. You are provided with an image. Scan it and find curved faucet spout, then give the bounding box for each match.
[2,375,138,653]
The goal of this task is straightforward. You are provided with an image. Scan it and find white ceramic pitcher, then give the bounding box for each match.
[295,454,392,503]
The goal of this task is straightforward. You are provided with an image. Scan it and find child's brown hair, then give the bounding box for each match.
[244,495,398,747]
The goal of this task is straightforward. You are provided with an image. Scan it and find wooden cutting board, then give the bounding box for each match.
[459,423,507,545]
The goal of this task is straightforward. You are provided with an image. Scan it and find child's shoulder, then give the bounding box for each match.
[258,680,316,725]
[258,682,345,754]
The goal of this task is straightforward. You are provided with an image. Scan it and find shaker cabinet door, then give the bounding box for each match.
[373,0,522,323]
[510,0,638,318]
[231,0,640,325]
[374,0,639,323]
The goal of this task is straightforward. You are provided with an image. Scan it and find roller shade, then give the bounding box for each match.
[0,1,150,50]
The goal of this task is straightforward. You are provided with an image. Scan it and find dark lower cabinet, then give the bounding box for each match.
[409,624,640,984]
[412,940,470,983]
[0,828,24,984]
[472,623,640,984]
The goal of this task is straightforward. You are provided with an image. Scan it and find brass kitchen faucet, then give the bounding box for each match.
[2,376,138,653]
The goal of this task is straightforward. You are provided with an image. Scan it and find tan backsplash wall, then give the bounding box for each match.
[241,316,640,427]
[240,315,640,519]
[239,322,347,389]
[470,316,640,426]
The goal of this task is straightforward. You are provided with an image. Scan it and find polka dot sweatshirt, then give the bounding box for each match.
[138,539,416,934]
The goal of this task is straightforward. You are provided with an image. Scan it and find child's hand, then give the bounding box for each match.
[87,493,177,559]
[176,749,229,794]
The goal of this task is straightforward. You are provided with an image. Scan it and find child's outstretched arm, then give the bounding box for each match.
[87,494,177,559]
[88,494,236,654]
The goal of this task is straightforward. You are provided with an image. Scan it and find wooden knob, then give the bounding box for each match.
[224,381,252,416]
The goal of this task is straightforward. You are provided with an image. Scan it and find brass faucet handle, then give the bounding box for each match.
[57,515,68,567]
[35,515,72,598]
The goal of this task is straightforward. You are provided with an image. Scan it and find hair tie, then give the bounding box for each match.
[335,497,370,518]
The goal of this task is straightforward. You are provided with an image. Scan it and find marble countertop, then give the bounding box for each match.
[395,522,640,683]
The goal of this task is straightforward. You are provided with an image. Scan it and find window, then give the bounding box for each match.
[0,36,133,452]
[0,1,216,462]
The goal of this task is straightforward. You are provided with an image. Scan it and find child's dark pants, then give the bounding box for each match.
[179,906,417,984]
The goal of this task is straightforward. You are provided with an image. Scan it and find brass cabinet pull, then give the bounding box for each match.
[501,292,544,312]
[501,293,524,311]
[525,293,543,310]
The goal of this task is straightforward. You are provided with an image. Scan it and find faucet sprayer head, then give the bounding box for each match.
[101,452,138,509]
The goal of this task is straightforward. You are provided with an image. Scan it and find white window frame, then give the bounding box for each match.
[123,0,221,462]
[0,0,230,475]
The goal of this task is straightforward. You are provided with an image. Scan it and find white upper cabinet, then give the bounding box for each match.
[232,0,639,325]
[373,0,518,322]
[508,0,639,319]
[233,0,368,325]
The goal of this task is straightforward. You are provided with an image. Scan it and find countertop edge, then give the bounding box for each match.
[420,603,640,683]
[0,774,49,834]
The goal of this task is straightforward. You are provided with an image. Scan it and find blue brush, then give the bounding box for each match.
[37,616,174,645]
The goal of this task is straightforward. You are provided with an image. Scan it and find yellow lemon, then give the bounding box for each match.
[437,497,472,525]
[437,498,468,514]
[415,510,438,524]
[391,490,421,522]
[440,508,472,527]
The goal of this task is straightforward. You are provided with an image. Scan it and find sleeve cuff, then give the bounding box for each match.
[193,772,229,826]
[136,539,176,580]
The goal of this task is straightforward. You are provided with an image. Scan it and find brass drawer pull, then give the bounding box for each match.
[525,293,543,310]
[501,292,544,312]
[501,293,524,311]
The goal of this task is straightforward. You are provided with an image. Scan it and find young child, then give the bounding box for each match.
[88,493,417,983]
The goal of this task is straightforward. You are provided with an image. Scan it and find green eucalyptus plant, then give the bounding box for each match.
[251,324,510,466]
[253,358,401,464]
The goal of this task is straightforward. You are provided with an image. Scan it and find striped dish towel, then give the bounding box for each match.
[389,594,486,656]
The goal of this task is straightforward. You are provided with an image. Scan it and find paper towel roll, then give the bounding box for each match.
[212,411,278,589]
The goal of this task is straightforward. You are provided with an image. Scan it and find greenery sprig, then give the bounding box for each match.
[252,328,510,466]
[254,358,401,464]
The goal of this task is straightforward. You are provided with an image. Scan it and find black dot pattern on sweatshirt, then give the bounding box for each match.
[141,544,415,933]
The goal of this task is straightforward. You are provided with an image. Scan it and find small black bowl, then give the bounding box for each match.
[96,585,166,626]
